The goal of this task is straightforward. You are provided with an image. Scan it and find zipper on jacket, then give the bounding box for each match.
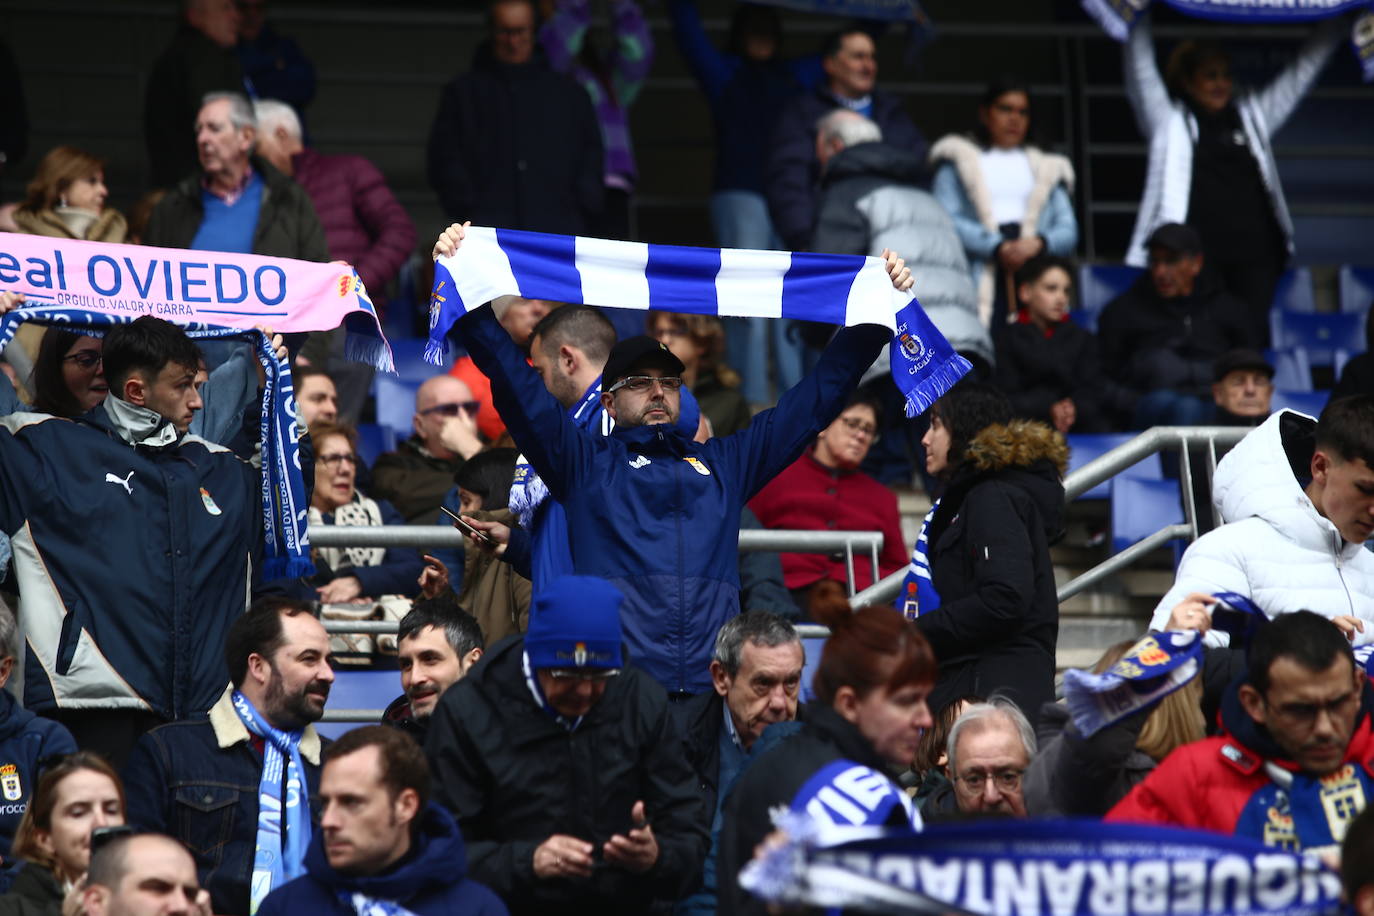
[1334,532,1356,615]
[675,453,686,693]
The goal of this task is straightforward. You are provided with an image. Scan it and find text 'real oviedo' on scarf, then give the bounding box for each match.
[428,226,972,419]
[231,690,311,914]
[740,815,1344,916]
[0,310,313,579]
[0,234,394,370]
[1081,0,1374,82]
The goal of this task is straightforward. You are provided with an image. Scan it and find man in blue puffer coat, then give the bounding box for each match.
[438,225,909,695]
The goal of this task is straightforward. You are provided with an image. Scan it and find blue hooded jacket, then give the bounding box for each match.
[256,802,507,916]
[458,303,888,694]
[0,690,76,890]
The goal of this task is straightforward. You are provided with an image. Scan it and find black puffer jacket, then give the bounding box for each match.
[1096,271,1256,401]
[425,636,707,915]
[717,703,913,916]
[917,421,1067,726]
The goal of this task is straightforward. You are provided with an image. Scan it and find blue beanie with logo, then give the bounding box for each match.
[524,575,625,670]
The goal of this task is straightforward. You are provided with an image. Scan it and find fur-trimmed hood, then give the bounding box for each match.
[938,420,1067,545]
[964,419,1069,476]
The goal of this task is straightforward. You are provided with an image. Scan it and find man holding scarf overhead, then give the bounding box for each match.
[124,597,336,916]
[432,223,944,696]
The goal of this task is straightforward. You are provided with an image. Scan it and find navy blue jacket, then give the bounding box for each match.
[0,691,76,888]
[0,403,261,719]
[257,803,507,916]
[122,695,327,916]
[458,305,888,694]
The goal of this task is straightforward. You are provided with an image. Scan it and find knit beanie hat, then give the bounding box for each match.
[524,575,625,670]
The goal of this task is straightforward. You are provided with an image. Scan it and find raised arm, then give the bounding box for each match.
[667,0,736,102]
[1250,16,1344,136]
[1122,15,1172,139]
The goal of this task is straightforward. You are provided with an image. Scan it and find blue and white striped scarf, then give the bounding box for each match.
[232,690,311,914]
[896,499,940,619]
[0,307,312,579]
[428,227,971,419]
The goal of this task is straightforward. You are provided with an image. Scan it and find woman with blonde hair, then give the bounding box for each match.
[12,146,126,242]
[1023,628,1207,817]
[0,753,126,915]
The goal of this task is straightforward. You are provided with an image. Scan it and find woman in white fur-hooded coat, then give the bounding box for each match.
[930,77,1078,331]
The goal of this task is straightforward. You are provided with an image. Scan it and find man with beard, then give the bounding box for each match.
[123,597,336,916]
[382,597,485,744]
[1109,611,1374,856]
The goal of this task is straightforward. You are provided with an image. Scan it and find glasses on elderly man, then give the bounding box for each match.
[546,668,622,682]
[955,768,1025,794]
[606,376,684,395]
[420,400,481,418]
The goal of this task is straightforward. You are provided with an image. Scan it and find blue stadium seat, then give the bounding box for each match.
[1076,265,1143,333]
[1067,433,1163,501]
[1270,268,1316,312]
[374,374,421,441]
[354,423,395,469]
[1264,348,1312,392]
[315,669,398,740]
[1110,476,1184,564]
[390,337,438,384]
[1339,266,1374,317]
[1270,389,1330,418]
[799,636,826,704]
[1269,309,1367,367]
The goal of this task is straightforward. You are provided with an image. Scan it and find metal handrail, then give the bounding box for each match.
[309,526,883,595]
[849,426,1252,610]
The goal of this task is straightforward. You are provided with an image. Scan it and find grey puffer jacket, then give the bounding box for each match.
[811,141,994,370]
[1024,702,1156,818]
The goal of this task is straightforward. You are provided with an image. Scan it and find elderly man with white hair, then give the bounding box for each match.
[144,91,328,262]
[253,98,416,306]
[923,696,1037,820]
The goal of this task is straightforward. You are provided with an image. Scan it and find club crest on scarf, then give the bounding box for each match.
[1062,630,1203,737]
[428,227,971,419]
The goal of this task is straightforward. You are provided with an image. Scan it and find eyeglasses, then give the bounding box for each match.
[839,416,879,439]
[955,768,1025,794]
[319,452,359,469]
[1265,691,1359,728]
[63,350,103,370]
[420,400,481,418]
[606,376,684,395]
[546,667,621,682]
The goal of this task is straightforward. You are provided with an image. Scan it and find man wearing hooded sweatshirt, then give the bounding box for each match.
[1109,611,1374,857]
[257,726,506,916]
[1149,395,1374,646]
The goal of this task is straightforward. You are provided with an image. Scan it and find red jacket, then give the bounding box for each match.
[748,448,907,592]
[291,148,416,307]
[1107,685,1374,851]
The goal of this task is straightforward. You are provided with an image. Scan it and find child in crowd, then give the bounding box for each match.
[994,255,1113,433]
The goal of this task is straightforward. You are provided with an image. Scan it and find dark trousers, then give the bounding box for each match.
[1210,255,1286,348]
[45,709,167,770]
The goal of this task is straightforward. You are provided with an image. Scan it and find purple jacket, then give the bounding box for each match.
[290,148,416,305]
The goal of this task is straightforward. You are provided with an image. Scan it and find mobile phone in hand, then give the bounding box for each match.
[440,505,494,547]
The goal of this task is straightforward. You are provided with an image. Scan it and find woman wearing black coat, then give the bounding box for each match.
[717,599,937,916]
[916,383,1066,726]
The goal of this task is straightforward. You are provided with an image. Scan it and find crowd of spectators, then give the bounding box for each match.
[0,0,1372,913]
